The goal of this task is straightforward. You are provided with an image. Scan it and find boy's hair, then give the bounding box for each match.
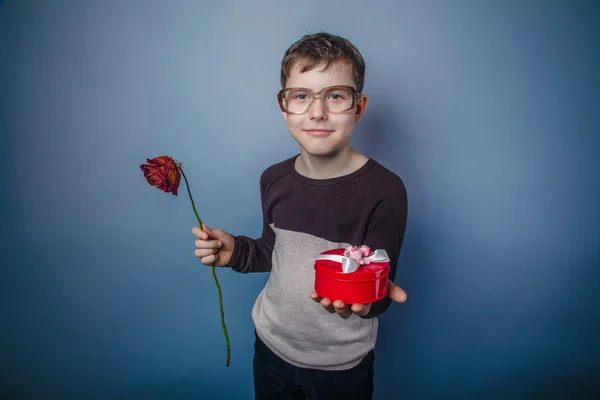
[280,32,366,93]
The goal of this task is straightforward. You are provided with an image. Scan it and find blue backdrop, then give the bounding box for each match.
[1,0,598,398]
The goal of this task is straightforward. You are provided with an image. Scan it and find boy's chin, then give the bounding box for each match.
[299,144,349,158]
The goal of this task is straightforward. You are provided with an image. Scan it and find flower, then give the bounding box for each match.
[140,156,182,195]
[344,245,372,265]
[140,156,231,367]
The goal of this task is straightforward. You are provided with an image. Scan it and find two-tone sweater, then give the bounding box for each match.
[229,155,408,370]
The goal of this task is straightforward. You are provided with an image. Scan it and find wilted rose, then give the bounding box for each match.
[139,155,231,366]
[140,156,181,195]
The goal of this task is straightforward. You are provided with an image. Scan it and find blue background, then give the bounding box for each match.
[1,0,598,398]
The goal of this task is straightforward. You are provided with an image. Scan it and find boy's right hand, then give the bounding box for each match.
[192,224,235,267]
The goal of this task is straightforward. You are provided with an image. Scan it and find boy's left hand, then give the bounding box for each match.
[310,280,407,319]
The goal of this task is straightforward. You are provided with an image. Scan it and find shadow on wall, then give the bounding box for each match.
[352,97,441,397]
[373,222,451,398]
[354,103,408,168]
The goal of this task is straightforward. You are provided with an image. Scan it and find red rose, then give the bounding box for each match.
[140,156,181,195]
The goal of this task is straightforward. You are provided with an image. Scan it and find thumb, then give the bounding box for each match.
[202,223,228,242]
[387,280,407,303]
[201,223,216,238]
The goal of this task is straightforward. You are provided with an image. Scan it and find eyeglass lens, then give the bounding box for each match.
[282,87,355,114]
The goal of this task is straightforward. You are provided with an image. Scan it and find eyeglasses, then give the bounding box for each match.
[277,85,360,115]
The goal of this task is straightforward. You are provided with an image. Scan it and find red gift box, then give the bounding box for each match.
[314,247,390,304]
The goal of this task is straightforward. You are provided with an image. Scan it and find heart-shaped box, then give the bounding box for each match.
[314,248,389,304]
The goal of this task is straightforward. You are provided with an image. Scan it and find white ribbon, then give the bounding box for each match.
[315,249,390,274]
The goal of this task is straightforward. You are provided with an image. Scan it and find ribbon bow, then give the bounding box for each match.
[315,249,390,274]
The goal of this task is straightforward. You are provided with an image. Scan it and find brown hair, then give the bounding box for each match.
[280,32,366,93]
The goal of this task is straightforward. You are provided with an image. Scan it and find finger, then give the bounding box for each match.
[333,300,352,319]
[388,280,407,303]
[192,226,208,240]
[351,303,372,317]
[320,298,335,313]
[194,248,218,258]
[310,291,322,303]
[194,239,222,250]
[200,253,218,266]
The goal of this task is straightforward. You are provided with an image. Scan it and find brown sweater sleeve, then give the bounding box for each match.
[360,178,408,318]
[228,171,276,273]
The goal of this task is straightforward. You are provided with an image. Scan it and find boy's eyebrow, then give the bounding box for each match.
[285,85,356,92]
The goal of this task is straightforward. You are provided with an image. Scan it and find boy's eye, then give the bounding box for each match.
[287,90,311,101]
[328,93,345,100]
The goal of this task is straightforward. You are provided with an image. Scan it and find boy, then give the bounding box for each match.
[192,32,408,400]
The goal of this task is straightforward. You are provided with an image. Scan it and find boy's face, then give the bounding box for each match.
[282,62,368,158]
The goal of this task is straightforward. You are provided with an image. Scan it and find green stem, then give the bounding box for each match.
[179,165,231,367]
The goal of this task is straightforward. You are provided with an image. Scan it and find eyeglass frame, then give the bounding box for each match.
[277,85,362,115]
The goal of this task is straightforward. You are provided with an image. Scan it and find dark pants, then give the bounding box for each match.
[253,332,374,400]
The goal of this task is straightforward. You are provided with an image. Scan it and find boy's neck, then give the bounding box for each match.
[295,147,368,180]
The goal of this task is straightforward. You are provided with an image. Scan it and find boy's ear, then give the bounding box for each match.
[282,111,288,122]
[355,95,369,122]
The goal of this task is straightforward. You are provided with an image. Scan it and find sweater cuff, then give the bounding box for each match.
[360,296,391,319]
[228,236,244,272]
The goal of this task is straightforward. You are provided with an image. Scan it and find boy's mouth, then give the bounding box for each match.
[304,129,334,137]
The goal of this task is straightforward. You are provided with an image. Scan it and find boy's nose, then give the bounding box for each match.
[308,98,328,120]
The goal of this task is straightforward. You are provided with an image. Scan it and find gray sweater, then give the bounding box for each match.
[229,155,408,370]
